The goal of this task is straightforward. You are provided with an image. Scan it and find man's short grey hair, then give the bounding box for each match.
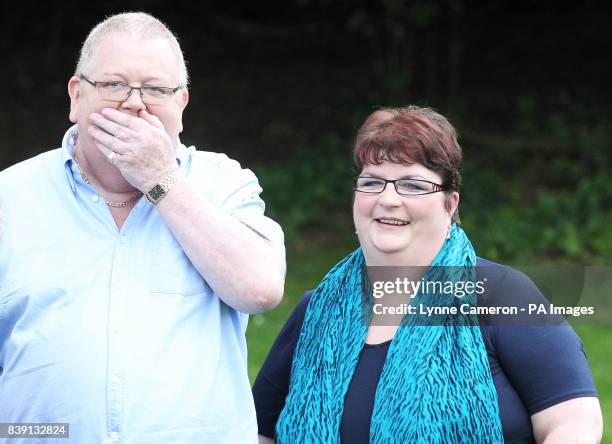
[75,12,188,87]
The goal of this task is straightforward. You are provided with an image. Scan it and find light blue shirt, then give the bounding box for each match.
[0,126,284,443]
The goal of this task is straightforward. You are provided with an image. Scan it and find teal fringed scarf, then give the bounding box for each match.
[276,225,504,443]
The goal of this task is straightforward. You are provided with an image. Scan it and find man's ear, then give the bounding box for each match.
[68,76,81,123]
[180,88,189,110]
[176,88,189,133]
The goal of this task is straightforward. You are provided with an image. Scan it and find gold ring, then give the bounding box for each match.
[107,151,116,162]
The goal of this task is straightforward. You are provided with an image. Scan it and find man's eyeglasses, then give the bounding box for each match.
[353,176,447,196]
[80,75,182,105]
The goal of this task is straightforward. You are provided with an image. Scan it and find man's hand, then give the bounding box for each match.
[88,108,178,191]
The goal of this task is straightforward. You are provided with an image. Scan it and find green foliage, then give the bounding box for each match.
[255,134,354,243]
[460,97,612,262]
[255,96,612,262]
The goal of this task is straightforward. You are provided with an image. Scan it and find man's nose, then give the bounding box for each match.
[121,88,146,110]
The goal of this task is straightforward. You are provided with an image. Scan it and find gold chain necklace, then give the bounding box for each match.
[72,147,142,208]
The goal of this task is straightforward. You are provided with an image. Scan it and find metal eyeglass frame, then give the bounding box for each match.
[79,75,181,103]
[353,176,447,196]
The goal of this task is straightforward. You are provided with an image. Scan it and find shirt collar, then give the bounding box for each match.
[62,125,79,193]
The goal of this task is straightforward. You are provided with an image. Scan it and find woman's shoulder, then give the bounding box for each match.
[475,257,548,308]
[475,257,530,286]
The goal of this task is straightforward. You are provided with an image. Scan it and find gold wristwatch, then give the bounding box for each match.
[145,170,180,204]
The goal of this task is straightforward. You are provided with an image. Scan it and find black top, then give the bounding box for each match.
[253,259,598,443]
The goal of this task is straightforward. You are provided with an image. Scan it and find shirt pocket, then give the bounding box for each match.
[149,226,210,296]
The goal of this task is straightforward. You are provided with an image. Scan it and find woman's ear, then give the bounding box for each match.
[445,192,460,220]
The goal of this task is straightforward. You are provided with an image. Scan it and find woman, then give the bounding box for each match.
[253,106,602,443]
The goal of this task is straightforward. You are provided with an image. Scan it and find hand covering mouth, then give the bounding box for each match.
[376,217,410,226]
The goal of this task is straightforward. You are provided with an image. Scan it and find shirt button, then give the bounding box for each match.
[110,431,119,439]
[112,325,120,333]
[92,195,99,203]
[112,375,121,384]
[120,236,126,244]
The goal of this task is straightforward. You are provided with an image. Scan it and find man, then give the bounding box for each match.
[0,12,285,443]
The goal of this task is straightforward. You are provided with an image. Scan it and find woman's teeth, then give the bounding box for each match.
[377,218,409,226]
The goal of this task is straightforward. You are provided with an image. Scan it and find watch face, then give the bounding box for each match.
[148,184,165,201]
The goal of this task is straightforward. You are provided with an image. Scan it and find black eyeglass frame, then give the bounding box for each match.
[79,75,182,103]
[353,176,447,196]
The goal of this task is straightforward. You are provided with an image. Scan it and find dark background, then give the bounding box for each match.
[1,0,611,260]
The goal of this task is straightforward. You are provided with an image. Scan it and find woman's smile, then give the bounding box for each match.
[354,161,453,265]
[375,217,410,227]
